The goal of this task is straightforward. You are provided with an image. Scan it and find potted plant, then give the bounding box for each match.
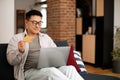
[111,47,120,73]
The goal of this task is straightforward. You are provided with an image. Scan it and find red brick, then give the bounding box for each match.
[47,0,76,48]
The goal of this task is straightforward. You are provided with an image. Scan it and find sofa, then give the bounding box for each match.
[0,41,120,80]
[0,44,14,80]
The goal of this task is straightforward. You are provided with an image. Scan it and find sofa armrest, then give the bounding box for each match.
[0,44,15,80]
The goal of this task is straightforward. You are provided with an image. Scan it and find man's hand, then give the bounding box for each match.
[18,41,26,53]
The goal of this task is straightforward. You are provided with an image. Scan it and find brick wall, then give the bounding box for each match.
[47,0,76,47]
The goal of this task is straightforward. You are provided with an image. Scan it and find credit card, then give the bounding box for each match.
[23,36,33,42]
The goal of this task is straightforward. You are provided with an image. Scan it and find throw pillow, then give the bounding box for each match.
[67,46,81,72]
[73,50,87,74]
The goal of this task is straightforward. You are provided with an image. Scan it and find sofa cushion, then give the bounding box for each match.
[54,40,68,47]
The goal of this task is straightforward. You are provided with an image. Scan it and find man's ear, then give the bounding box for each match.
[25,19,28,29]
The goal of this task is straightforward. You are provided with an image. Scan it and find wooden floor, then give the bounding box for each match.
[85,64,120,78]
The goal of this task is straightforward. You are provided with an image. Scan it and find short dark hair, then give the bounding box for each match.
[26,9,43,20]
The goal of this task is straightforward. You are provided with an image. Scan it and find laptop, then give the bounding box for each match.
[37,46,70,69]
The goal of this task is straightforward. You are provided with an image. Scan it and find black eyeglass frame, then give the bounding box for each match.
[29,20,43,26]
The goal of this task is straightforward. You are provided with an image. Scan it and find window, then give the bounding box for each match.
[34,0,47,28]
[41,4,47,28]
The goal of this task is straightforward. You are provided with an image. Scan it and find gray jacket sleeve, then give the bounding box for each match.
[6,34,26,66]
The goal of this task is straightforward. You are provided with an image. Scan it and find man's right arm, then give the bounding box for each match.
[6,36,25,66]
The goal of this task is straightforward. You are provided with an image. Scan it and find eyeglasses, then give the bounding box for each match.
[29,20,43,26]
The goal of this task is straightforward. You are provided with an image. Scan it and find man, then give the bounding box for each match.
[7,9,84,80]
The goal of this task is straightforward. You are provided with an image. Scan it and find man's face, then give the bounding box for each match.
[25,15,42,35]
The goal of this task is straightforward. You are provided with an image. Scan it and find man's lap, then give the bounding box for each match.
[25,66,71,80]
